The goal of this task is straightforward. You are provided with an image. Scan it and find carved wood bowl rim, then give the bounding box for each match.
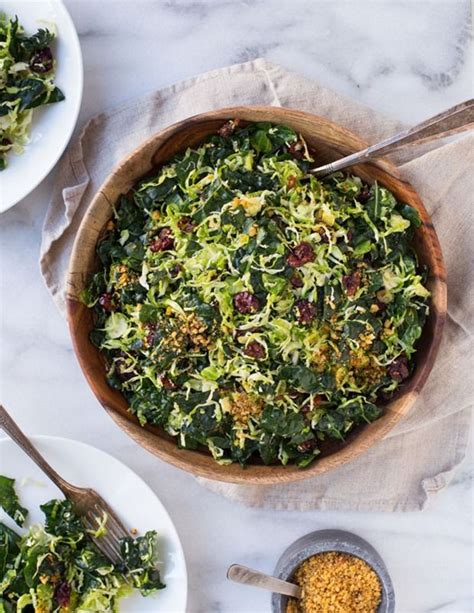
[66,106,447,485]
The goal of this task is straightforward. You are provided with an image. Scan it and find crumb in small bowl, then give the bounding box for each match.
[286,551,382,613]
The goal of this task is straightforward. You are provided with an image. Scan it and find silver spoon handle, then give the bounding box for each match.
[227,564,302,598]
[0,404,76,495]
[312,98,474,177]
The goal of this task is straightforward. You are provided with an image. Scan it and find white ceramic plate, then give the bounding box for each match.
[0,0,83,212]
[0,436,188,612]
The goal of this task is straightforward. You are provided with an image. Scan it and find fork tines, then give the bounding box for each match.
[82,502,129,565]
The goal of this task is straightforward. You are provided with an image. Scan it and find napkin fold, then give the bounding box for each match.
[41,59,473,511]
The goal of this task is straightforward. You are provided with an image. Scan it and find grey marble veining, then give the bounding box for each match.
[0,1,473,612]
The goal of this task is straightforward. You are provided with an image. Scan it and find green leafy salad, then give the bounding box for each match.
[82,120,430,468]
[0,14,64,170]
[0,476,164,612]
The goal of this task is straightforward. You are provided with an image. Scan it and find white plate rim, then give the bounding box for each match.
[0,0,84,212]
[0,434,188,611]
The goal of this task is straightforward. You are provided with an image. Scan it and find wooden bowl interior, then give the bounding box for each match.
[67,107,446,484]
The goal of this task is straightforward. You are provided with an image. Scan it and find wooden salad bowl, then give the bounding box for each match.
[67,107,446,485]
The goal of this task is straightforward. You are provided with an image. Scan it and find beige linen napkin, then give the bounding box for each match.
[40,59,473,511]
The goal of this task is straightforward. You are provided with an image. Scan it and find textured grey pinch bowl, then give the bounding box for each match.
[271,529,395,613]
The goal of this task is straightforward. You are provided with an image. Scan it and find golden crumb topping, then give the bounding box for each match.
[221,392,264,426]
[167,312,212,350]
[286,551,382,613]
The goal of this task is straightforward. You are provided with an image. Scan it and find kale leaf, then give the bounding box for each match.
[0,475,28,527]
[120,531,165,594]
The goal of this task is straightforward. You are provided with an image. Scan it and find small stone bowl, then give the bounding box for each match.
[271,529,395,613]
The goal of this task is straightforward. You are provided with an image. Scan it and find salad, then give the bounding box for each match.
[0,14,64,170]
[0,476,164,612]
[82,120,429,468]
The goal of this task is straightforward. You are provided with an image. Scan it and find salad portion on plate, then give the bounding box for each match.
[0,437,187,613]
[0,475,164,612]
[0,0,82,212]
[0,13,65,171]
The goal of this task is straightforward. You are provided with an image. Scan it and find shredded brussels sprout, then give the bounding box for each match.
[83,121,429,468]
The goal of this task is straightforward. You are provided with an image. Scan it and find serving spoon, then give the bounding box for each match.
[227,563,302,598]
[310,98,474,177]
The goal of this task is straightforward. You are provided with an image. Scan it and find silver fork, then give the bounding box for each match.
[0,404,129,564]
[310,98,474,177]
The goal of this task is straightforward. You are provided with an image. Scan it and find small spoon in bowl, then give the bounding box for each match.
[310,98,474,177]
[227,563,302,598]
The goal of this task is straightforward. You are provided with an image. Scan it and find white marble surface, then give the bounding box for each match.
[1,1,473,611]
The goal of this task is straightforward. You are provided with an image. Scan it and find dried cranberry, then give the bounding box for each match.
[342,271,361,297]
[160,375,176,390]
[1,138,12,147]
[145,323,157,346]
[288,141,304,159]
[150,227,174,252]
[287,175,297,189]
[30,47,54,73]
[178,216,195,233]
[244,341,266,359]
[290,273,304,288]
[347,230,354,244]
[218,119,240,138]
[387,355,410,382]
[297,439,317,453]
[233,291,260,314]
[159,227,174,243]
[55,582,71,608]
[295,299,317,325]
[358,185,372,203]
[98,293,115,312]
[287,242,315,268]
